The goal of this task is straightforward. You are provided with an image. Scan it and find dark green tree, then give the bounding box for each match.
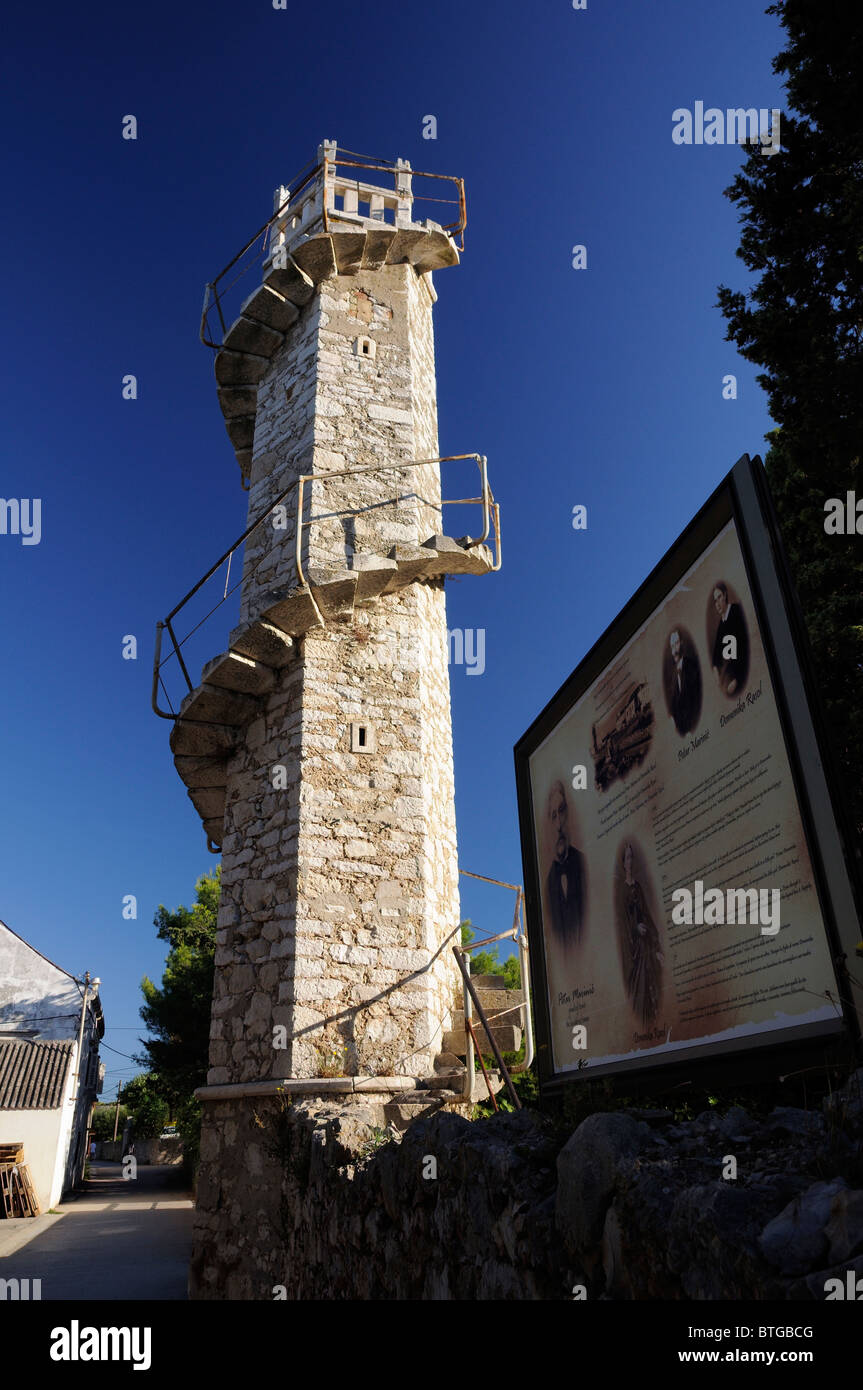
[460,921,521,987]
[717,1,863,839]
[136,868,220,1173]
[120,1074,169,1140]
[90,1104,127,1143]
[137,867,220,1103]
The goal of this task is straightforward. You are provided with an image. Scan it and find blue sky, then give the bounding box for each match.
[0,0,786,1094]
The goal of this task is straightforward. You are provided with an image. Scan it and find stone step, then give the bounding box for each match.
[426,1067,467,1091]
[225,416,255,452]
[241,283,299,333]
[467,981,525,1009]
[170,719,241,758]
[350,553,399,604]
[473,989,510,1011]
[450,1003,523,1029]
[214,348,271,388]
[228,619,295,668]
[263,585,326,637]
[291,235,337,284]
[263,257,316,306]
[188,786,226,823]
[381,1094,450,1132]
[332,230,366,275]
[203,816,224,847]
[202,650,277,697]
[386,227,435,266]
[380,543,437,594]
[361,227,397,270]
[304,566,359,621]
[409,228,461,276]
[178,682,261,727]
[217,386,258,419]
[443,1025,522,1056]
[419,533,494,577]
[222,315,284,358]
[174,754,228,789]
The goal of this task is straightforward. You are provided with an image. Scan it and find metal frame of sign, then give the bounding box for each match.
[514,454,863,1094]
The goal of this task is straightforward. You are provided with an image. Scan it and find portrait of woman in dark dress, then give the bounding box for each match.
[620,841,664,1027]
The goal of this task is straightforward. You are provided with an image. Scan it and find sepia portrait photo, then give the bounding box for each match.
[662,625,702,737]
[706,579,750,697]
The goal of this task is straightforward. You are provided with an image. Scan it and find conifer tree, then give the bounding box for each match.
[717,1,863,839]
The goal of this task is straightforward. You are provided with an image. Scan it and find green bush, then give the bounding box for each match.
[91,1105,127,1142]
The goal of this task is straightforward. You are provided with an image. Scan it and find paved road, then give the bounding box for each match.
[0,1162,194,1300]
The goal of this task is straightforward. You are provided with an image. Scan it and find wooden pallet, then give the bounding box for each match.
[0,1159,40,1218]
[0,1143,23,1165]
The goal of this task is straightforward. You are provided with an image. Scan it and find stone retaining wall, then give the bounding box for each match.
[190,1069,863,1300]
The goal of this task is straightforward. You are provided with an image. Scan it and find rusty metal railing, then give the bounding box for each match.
[200,146,466,351]
[152,454,499,720]
[321,149,466,248]
[295,454,498,588]
[457,872,535,1094]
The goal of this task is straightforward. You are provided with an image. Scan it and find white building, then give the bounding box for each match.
[0,919,104,1211]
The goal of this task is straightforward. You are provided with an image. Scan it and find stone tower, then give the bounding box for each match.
[161,144,497,1296]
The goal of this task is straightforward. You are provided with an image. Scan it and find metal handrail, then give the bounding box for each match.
[294,453,493,588]
[200,147,467,350]
[456,871,535,1099]
[322,151,466,250]
[152,454,499,720]
[151,477,298,719]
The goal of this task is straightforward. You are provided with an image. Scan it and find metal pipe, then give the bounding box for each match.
[457,872,533,1075]
[165,479,296,623]
[165,618,194,695]
[452,947,521,1109]
[295,474,306,586]
[511,934,535,1076]
[459,953,476,1103]
[462,926,519,951]
[466,1018,498,1110]
[293,455,484,589]
[74,973,91,1088]
[460,869,523,894]
[151,623,174,719]
[199,284,213,347]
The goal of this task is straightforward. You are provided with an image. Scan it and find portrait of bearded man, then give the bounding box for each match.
[545,779,587,946]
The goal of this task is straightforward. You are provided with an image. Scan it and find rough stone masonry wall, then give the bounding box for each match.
[240,293,320,623]
[211,577,459,1083]
[290,582,460,1078]
[210,253,461,1084]
[191,1069,863,1300]
[312,264,442,563]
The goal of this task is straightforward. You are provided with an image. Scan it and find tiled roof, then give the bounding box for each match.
[0,1038,74,1109]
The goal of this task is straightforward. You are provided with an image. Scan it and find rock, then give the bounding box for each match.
[800,1252,863,1301]
[601,1205,628,1297]
[759,1177,848,1275]
[556,1111,652,1253]
[433,1051,462,1073]
[825,1186,863,1264]
[765,1107,825,1138]
[823,1069,863,1130]
[715,1105,757,1138]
